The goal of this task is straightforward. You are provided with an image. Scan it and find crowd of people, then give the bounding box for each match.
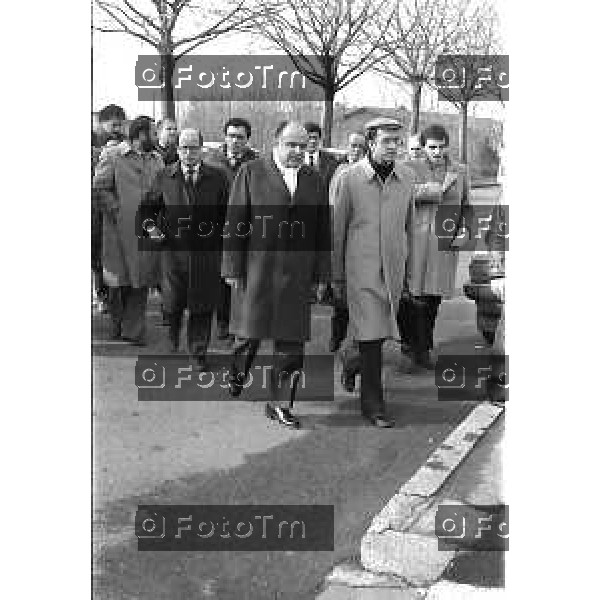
[92,104,474,430]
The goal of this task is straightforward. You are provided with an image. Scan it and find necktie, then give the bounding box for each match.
[309,154,314,167]
[184,168,195,204]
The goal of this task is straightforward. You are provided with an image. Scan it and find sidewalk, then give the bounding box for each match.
[316,414,505,599]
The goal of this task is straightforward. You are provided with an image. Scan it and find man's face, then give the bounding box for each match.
[306,131,321,154]
[370,129,402,164]
[225,125,249,157]
[136,130,154,153]
[347,134,366,163]
[424,138,448,165]
[159,120,178,147]
[407,136,423,160]
[178,139,202,168]
[102,119,123,140]
[276,125,308,168]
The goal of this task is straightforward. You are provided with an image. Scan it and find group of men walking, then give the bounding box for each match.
[92,105,470,430]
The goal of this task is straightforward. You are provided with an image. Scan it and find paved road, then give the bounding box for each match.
[93,299,494,599]
[93,186,502,599]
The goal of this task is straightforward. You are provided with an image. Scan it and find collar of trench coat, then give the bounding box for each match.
[356,155,408,183]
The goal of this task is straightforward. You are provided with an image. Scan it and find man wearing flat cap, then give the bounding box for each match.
[331,117,415,428]
[222,120,330,429]
[143,128,230,368]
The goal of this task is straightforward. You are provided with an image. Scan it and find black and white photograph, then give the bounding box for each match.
[88,1,512,598]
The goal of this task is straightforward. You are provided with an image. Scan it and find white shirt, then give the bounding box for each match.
[272,150,299,196]
[305,151,319,168]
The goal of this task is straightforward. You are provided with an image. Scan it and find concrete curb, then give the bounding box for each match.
[360,403,505,586]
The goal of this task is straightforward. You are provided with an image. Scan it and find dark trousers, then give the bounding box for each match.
[340,339,386,417]
[330,302,349,352]
[162,253,215,358]
[107,286,148,341]
[216,279,231,332]
[358,340,385,417]
[398,295,442,356]
[231,337,304,408]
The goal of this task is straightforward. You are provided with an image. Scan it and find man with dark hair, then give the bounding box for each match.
[204,117,260,342]
[402,123,471,369]
[303,121,341,190]
[222,121,330,429]
[332,118,415,428]
[92,104,128,312]
[156,118,179,166]
[143,128,230,368]
[97,104,126,146]
[93,116,164,344]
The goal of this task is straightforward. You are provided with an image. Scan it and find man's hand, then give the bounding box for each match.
[315,282,329,303]
[424,181,443,195]
[331,282,346,303]
[225,277,244,290]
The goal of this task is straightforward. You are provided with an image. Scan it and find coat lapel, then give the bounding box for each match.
[266,156,292,204]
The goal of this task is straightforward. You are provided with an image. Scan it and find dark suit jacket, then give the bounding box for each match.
[309,150,341,190]
[222,155,331,340]
[143,161,230,307]
[203,144,260,183]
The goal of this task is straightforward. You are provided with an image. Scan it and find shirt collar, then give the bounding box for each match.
[359,156,401,181]
[272,149,299,173]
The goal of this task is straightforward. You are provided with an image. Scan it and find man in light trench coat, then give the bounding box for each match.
[93,116,164,344]
[331,118,416,428]
[221,121,330,429]
[402,124,472,369]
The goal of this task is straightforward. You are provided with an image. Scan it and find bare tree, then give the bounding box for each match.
[432,0,504,162]
[373,0,473,135]
[249,0,395,146]
[93,1,265,119]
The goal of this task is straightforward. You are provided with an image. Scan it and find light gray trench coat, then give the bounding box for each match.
[331,157,416,341]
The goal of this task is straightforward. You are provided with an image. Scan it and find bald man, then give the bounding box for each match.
[222,121,331,428]
[406,134,423,160]
[144,128,230,368]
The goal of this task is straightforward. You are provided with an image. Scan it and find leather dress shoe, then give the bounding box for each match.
[265,404,300,428]
[340,370,357,393]
[363,413,395,428]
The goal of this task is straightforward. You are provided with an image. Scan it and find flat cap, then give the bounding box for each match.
[178,128,202,147]
[364,117,403,132]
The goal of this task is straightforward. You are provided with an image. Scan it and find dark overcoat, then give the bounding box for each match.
[221,155,331,341]
[143,161,230,310]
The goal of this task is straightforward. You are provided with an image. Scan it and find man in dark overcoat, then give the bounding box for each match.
[221,121,330,429]
[143,128,230,368]
[203,117,259,342]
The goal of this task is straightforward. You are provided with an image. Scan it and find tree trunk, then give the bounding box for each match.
[161,51,176,120]
[410,80,423,134]
[460,102,468,163]
[321,86,335,147]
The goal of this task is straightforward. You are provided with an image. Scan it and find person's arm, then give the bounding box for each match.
[403,177,415,296]
[313,176,331,286]
[332,170,351,289]
[92,151,118,222]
